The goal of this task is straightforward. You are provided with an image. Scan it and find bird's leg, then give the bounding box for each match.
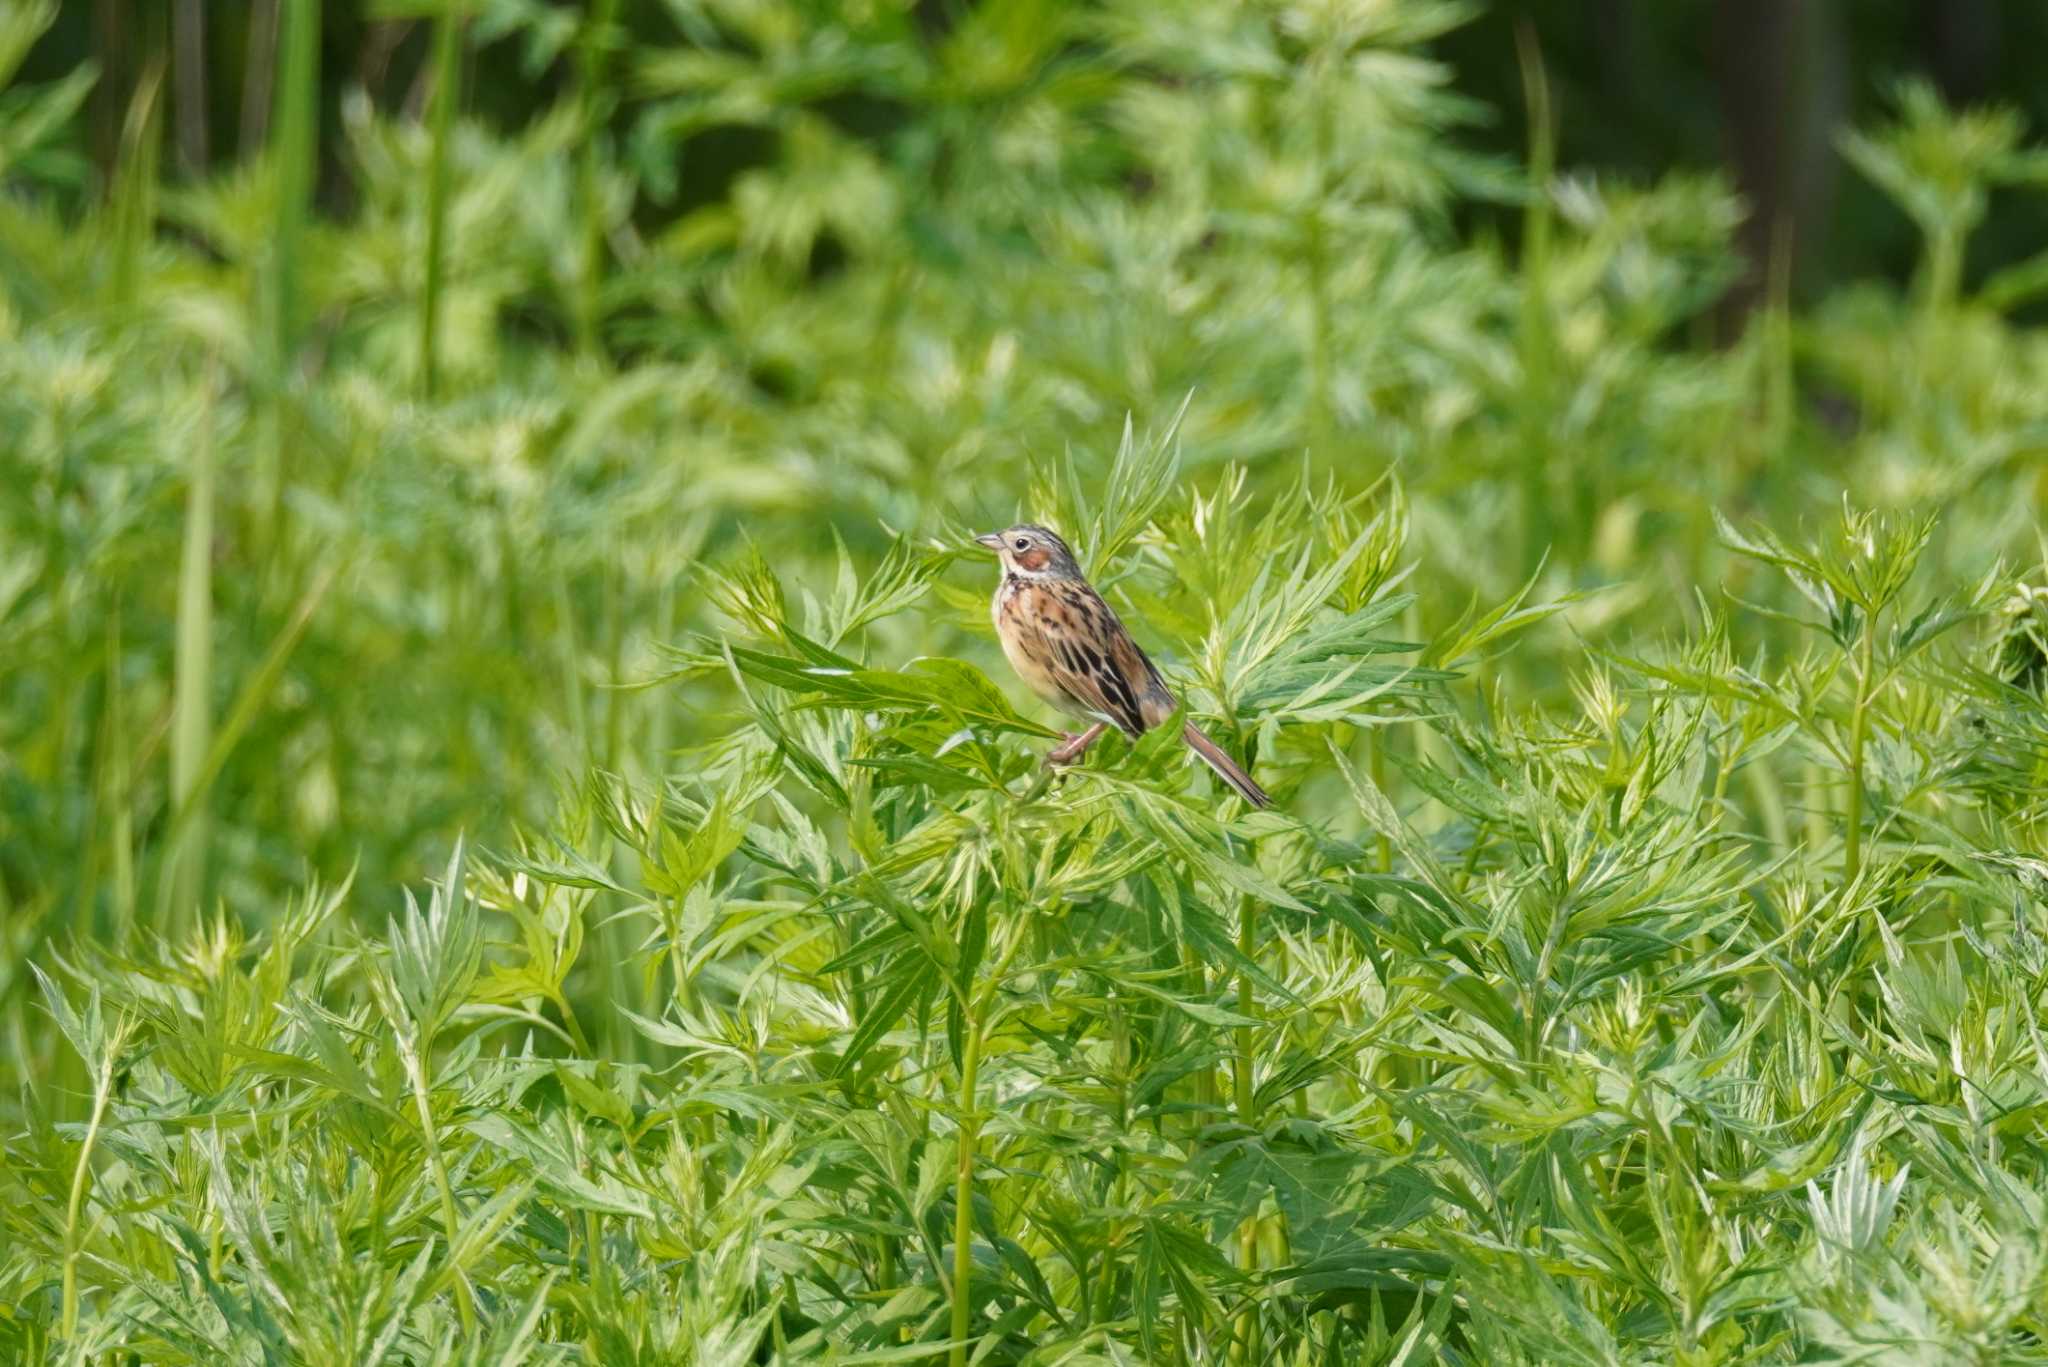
[1045,722,1108,768]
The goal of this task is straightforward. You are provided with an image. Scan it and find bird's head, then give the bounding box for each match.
[975,525,1082,580]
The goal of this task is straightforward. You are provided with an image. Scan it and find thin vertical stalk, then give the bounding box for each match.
[1303,50,1333,457]
[1233,899,1256,1124]
[669,894,701,1018]
[266,0,317,548]
[107,602,136,944]
[1185,941,1217,1135]
[59,1018,128,1342]
[948,1013,984,1367]
[1369,728,1392,873]
[1924,223,1963,321]
[583,1207,607,1336]
[575,0,620,358]
[1844,624,1875,883]
[948,926,1027,1364]
[603,562,624,774]
[1513,23,1556,567]
[601,565,636,1028]
[111,58,163,309]
[166,376,216,925]
[157,563,340,865]
[420,3,463,398]
[406,1045,474,1332]
[876,1230,897,1299]
[1231,893,1260,1362]
[271,0,316,364]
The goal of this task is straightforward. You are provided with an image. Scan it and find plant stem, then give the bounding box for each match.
[60,1021,124,1341]
[670,896,700,1017]
[1513,21,1556,568]
[948,1011,984,1367]
[271,0,315,364]
[1369,728,1392,873]
[420,3,462,399]
[111,56,163,309]
[1233,898,1256,1126]
[266,0,317,552]
[947,918,1029,1363]
[1232,893,1259,1361]
[107,602,136,945]
[575,0,619,357]
[584,1208,606,1322]
[1186,942,1216,1136]
[1304,47,1333,457]
[406,1044,474,1333]
[1844,621,1876,883]
[166,371,216,928]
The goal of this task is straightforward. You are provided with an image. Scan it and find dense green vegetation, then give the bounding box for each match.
[5,0,2048,1360]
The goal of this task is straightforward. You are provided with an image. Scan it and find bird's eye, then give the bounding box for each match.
[1013,538,1030,551]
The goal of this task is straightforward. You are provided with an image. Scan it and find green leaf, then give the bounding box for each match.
[834,959,935,1078]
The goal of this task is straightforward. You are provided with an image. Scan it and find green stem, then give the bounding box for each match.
[1233,899,1256,1125]
[271,0,316,363]
[1186,942,1217,1137]
[1305,52,1333,456]
[1925,223,1963,320]
[166,371,216,929]
[1513,22,1556,568]
[266,0,317,553]
[420,4,463,399]
[1844,624,1876,883]
[407,1047,474,1333]
[947,918,1031,1362]
[670,896,700,1017]
[575,0,619,357]
[60,1025,123,1341]
[948,1012,984,1367]
[584,1208,606,1320]
[1232,894,1260,1362]
[111,57,164,310]
[877,1230,897,1297]
[1369,729,1392,874]
[107,601,136,945]
[553,988,593,1057]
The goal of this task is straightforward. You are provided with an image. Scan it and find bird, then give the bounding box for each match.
[974,524,1270,808]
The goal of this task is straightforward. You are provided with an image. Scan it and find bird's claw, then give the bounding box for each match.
[1045,722,1111,768]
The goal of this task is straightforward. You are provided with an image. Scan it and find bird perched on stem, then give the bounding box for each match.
[975,525,1270,808]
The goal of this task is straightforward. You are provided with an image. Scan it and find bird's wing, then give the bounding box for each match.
[1011,580,1175,737]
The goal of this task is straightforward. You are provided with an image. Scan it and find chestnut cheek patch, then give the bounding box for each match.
[1018,547,1052,572]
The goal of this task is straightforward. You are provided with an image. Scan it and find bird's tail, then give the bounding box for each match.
[1181,720,1271,809]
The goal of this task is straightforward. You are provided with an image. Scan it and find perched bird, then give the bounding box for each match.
[975,524,1270,808]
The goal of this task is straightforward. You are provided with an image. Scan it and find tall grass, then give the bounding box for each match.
[3,0,2048,1360]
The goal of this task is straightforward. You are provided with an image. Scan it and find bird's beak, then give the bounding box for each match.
[973,532,1005,551]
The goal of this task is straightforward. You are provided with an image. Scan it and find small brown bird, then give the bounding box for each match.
[975,525,1270,808]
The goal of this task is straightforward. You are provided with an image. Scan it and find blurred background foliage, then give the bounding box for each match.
[5,0,2045,945]
[4,0,2048,1358]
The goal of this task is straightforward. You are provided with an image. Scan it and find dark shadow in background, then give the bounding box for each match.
[1443,0,2048,325]
[28,0,2048,330]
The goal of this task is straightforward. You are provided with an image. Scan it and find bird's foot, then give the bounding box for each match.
[1043,722,1108,768]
